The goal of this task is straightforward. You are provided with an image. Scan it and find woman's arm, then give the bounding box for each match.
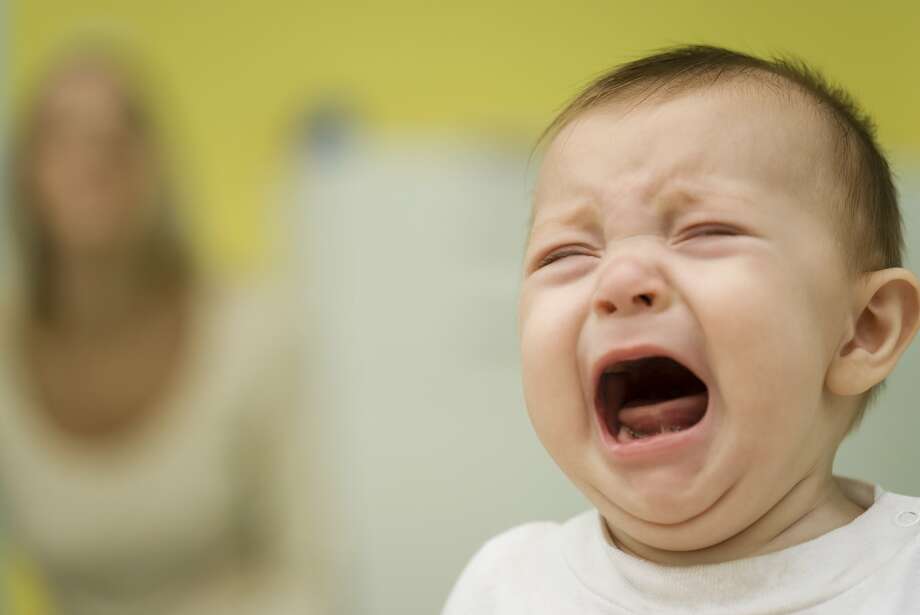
[175,293,337,615]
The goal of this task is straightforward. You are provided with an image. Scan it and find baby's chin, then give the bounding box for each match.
[584,470,754,552]
[601,504,750,556]
[603,515,739,557]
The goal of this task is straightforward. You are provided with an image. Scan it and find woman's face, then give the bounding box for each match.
[28,64,158,258]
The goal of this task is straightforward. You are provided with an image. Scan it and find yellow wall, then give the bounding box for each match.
[4,554,48,615]
[12,0,920,270]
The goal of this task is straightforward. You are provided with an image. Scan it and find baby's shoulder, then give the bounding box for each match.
[468,520,563,571]
[443,513,594,614]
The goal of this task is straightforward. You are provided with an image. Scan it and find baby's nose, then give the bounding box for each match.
[592,256,672,318]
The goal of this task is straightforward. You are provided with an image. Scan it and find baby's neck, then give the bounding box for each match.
[607,473,867,566]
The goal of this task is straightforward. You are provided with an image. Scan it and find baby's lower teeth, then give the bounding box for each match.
[624,425,686,439]
[625,427,645,439]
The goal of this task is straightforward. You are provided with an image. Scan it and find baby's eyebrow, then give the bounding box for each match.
[529,201,597,237]
[651,180,757,222]
[653,187,706,226]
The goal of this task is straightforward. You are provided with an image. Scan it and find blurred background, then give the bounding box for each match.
[2,1,919,614]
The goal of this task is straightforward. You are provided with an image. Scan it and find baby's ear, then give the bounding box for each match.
[827,268,920,396]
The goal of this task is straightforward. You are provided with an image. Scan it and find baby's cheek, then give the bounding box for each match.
[519,284,588,370]
[520,290,593,450]
[701,271,828,429]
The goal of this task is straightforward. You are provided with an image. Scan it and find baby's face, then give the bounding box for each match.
[520,89,858,551]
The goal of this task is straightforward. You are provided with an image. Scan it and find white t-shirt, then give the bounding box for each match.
[443,481,920,614]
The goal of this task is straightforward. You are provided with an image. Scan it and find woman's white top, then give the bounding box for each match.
[0,283,329,615]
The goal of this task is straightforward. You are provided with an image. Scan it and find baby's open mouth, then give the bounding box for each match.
[597,356,708,443]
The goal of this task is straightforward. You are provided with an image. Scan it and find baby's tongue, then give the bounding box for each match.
[618,394,707,435]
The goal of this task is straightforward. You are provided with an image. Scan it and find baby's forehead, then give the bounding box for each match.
[535,85,843,218]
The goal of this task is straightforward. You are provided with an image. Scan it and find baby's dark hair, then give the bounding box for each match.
[541,44,904,275]
[541,45,905,427]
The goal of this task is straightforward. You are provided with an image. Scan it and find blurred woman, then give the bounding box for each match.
[0,45,329,614]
